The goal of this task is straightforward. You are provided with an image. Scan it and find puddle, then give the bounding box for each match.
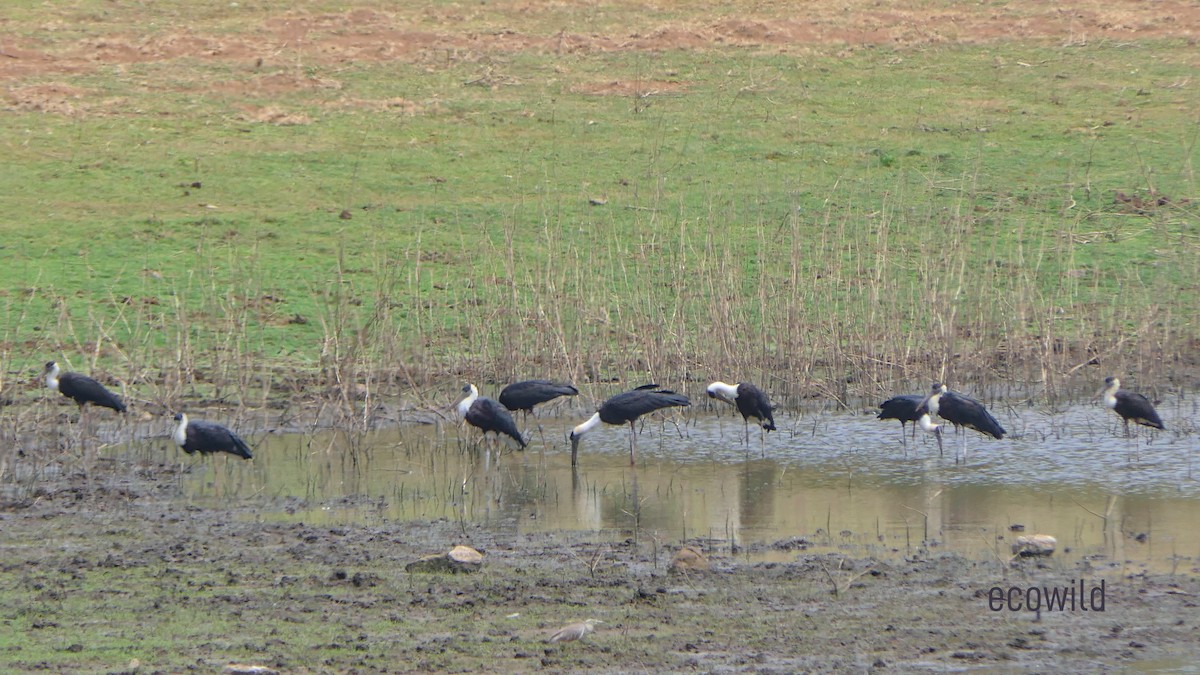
[166,401,1199,575]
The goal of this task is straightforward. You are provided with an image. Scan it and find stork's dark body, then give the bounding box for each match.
[1111,392,1164,430]
[47,363,126,413]
[598,385,691,426]
[466,397,527,448]
[878,395,925,428]
[1104,377,1164,432]
[570,384,691,466]
[878,393,921,441]
[498,380,579,413]
[728,383,776,431]
[175,415,253,459]
[928,387,1005,439]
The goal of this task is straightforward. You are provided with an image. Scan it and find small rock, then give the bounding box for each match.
[669,546,709,573]
[225,666,279,675]
[405,545,484,573]
[1012,534,1057,557]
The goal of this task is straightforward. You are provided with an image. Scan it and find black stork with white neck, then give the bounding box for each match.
[43,361,127,415]
[1100,376,1164,437]
[919,382,1005,463]
[172,413,253,459]
[569,384,690,467]
[706,381,776,444]
[457,384,526,449]
[498,380,579,414]
[877,394,943,455]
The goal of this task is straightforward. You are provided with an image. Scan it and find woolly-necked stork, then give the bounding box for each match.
[172,413,253,459]
[1100,376,1164,437]
[44,361,126,414]
[499,380,579,414]
[569,384,690,467]
[458,384,526,449]
[878,393,942,454]
[706,381,775,444]
[919,382,1005,462]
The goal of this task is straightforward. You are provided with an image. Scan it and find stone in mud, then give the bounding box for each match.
[669,545,709,573]
[1012,534,1057,557]
[405,545,484,573]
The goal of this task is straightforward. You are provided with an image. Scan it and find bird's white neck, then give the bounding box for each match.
[457,385,479,417]
[1102,379,1120,409]
[925,390,943,415]
[706,381,739,404]
[918,413,940,433]
[572,412,602,438]
[45,364,61,391]
[173,414,189,446]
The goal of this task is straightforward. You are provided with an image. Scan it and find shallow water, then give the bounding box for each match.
[173,401,1199,574]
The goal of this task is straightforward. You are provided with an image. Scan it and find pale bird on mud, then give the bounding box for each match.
[457,384,527,449]
[43,361,127,416]
[918,382,1005,463]
[706,380,776,446]
[569,384,690,467]
[172,413,253,460]
[548,618,602,643]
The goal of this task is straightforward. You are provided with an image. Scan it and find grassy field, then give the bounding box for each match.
[2,1,1198,411]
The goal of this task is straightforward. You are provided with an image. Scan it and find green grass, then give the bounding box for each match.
[1,3,1198,409]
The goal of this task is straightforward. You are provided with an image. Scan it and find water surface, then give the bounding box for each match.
[173,401,1199,574]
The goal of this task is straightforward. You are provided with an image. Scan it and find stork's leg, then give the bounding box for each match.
[743,419,750,446]
[933,427,943,457]
[628,421,638,466]
[900,422,908,458]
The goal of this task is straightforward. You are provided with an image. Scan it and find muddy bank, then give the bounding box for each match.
[1,459,1197,673]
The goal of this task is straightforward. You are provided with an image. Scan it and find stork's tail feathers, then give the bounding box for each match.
[230,437,254,460]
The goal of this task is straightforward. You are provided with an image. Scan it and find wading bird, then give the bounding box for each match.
[548,618,602,644]
[878,394,942,455]
[919,382,1005,463]
[569,384,690,467]
[1099,376,1164,439]
[43,361,127,415]
[457,384,526,449]
[706,380,776,445]
[172,413,253,459]
[498,380,579,415]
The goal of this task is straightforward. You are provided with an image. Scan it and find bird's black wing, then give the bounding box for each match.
[940,392,1005,439]
[188,420,253,459]
[600,389,690,425]
[498,380,579,411]
[59,372,126,412]
[737,382,776,430]
[1115,391,1165,429]
[878,394,924,422]
[467,398,527,448]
